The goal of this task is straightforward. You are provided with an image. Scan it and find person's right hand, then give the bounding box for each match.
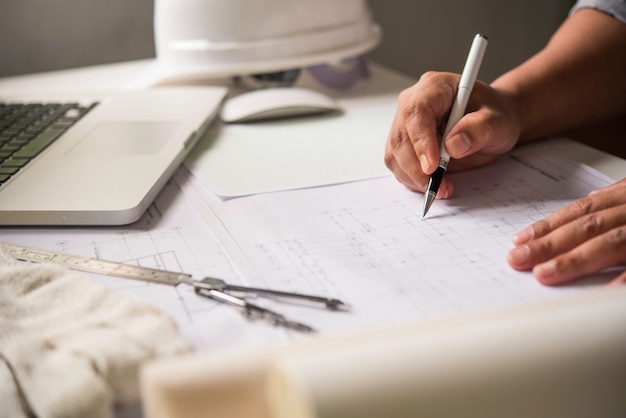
[384,71,522,199]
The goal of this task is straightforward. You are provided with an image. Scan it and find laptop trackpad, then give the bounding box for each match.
[68,122,181,155]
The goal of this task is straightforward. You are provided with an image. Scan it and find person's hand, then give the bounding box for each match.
[507,178,626,286]
[384,71,521,198]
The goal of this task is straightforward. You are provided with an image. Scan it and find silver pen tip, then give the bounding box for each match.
[422,192,436,218]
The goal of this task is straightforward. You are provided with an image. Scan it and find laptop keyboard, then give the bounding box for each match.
[0,102,97,185]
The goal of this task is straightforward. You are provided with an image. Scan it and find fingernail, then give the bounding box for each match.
[535,260,557,279]
[508,245,530,265]
[512,228,533,245]
[607,276,626,288]
[420,155,430,172]
[447,133,471,156]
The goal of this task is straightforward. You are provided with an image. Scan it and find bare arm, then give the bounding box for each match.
[493,8,626,142]
[500,8,626,286]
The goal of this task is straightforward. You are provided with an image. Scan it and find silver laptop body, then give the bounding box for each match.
[0,87,226,225]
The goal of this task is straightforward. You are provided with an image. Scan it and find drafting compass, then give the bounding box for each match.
[2,241,349,333]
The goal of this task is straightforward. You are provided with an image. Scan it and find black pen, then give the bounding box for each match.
[423,34,488,217]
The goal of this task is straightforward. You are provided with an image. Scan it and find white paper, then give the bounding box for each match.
[204,142,621,335]
[184,102,397,197]
[2,142,621,351]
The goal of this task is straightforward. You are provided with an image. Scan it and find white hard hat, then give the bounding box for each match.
[153,0,381,81]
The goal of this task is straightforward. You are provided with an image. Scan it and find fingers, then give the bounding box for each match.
[384,132,454,197]
[608,270,626,287]
[384,72,458,193]
[509,205,626,270]
[445,88,519,163]
[588,176,626,196]
[512,186,626,245]
[401,71,457,175]
[508,183,626,285]
[532,224,626,285]
[384,71,521,196]
[384,126,424,192]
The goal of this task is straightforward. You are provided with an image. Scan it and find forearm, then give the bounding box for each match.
[491,8,626,143]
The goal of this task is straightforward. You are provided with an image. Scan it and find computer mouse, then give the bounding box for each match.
[219,87,341,123]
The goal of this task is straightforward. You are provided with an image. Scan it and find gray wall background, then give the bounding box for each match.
[369,1,574,82]
[0,1,575,82]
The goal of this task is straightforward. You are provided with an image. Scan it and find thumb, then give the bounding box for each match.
[444,107,519,161]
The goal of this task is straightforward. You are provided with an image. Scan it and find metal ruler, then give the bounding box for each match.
[2,241,347,333]
[1,241,191,286]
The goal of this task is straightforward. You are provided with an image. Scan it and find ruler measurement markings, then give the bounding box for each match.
[1,241,188,286]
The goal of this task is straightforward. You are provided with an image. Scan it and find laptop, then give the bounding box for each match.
[0,87,227,225]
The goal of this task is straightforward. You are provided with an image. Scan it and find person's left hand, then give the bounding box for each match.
[507,177,626,286]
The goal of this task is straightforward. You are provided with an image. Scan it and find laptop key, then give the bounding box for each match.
[1,143,20,152]
[0,166,19,175]
[0,102,97,187]
[2,158,29,168]
[13,127,65,159]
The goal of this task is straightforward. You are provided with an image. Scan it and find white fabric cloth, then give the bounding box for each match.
[0,247,191,418]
